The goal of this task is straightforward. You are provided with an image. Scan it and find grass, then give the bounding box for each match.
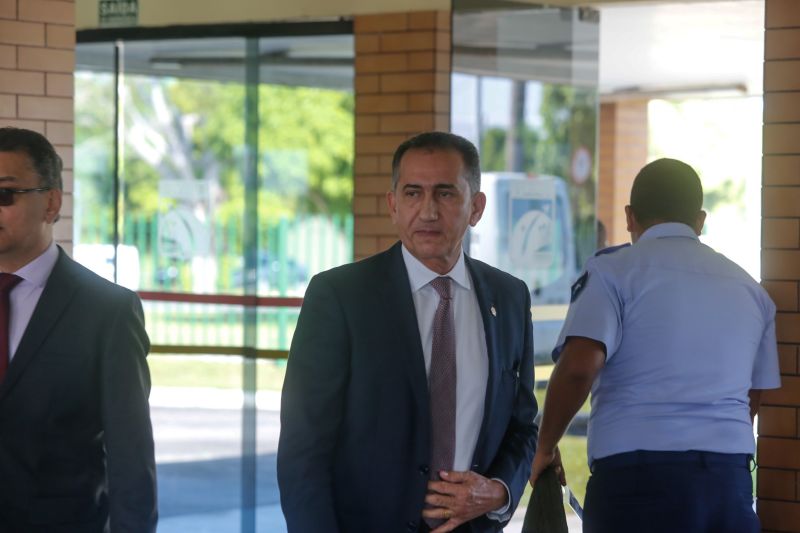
[148,355,288,390]
[149,359,573,395]
[143,307,299,351]
[517,434,590,516]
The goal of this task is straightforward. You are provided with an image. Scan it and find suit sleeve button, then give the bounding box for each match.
[419,465,429,475]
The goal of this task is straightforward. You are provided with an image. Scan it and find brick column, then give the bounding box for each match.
[352,10,451,260]
[597,99,648,246]
[759,1,800,531]
[0,0,74,253]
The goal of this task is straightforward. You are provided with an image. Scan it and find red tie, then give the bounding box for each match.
[0,273,22,382]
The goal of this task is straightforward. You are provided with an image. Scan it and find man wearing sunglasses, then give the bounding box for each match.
[0,127,157,532]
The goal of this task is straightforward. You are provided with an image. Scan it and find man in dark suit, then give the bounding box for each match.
[278,131,537,533]
[0,127,157,532]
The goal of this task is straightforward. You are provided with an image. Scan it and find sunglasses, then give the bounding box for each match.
[0,187,52,206]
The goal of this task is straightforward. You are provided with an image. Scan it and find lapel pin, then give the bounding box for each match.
[490,306,497,317]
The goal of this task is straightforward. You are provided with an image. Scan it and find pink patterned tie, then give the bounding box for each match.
[426,276,457,528]
[0,273,22,382]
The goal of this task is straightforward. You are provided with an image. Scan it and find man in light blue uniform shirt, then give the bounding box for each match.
[530,158,780,533]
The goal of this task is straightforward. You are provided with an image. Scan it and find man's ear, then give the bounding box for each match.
[386,189,398,224]
[625,205,635,233]
[45,188,62,224]
[625,205,643,243]
[693,210,707,236]
[469,192,486,226]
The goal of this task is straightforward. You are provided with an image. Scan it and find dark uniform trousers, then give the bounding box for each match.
[583,450,759,533]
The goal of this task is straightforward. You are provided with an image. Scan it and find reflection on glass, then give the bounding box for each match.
[75,30,354,533]
[452,2,599,362]
[77,37,354,301]
[119,38,261,297]
[74,44,119,285]
[452,1,599,522]
[256,76,354,299]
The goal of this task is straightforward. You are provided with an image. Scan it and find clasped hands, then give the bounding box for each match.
[422,470,508,533]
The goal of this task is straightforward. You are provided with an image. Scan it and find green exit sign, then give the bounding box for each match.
[99,0,138,27]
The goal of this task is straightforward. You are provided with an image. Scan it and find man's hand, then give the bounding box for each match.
[422,470,508,533]
[529,446,566,487]
[528,337,603,490]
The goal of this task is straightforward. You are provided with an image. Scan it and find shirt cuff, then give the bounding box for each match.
[486,478,512,522]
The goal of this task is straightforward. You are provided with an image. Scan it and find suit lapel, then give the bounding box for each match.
[466,255,501,462]
[0,249,78,401]
[380,243,430,418]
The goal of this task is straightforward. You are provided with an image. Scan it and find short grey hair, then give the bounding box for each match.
[391,131,481,194]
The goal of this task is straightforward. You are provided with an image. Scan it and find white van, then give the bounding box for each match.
[468,173,578,362]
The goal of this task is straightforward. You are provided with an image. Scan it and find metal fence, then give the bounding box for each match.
[77,211,353,350]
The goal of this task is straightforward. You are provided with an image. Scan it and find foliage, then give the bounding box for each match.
[258,84,354,220]
[703,179,746,214]
[481,126,542,172]
[75,72,117,242]
[75,71,354,248]
[148,356,290,391]
[479,82,598,269]
[538,85,597,268]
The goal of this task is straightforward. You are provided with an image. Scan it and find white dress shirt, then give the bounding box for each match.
[401,246,511,519]
[401,245,489,472]
[8,241,59,360]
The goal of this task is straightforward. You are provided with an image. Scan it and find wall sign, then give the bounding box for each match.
[99,0,138,27]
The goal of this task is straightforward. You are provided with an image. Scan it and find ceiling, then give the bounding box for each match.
[598,1,764,96]
[76,35,355,90]
[449,0,763,96]
[76,1,765,96]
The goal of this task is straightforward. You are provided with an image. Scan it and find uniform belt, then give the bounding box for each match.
[590,450,753,473]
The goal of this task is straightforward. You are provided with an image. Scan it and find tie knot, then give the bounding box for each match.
[0,273,22,295]
[430,276,452,300]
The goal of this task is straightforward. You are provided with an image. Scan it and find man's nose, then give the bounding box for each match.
[419,194,438,220]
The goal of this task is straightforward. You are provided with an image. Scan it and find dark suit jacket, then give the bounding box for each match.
[278,242,538,533]
[0,248,157,532]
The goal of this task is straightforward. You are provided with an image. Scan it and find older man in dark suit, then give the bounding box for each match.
[278,131,538,533]
[0,127,157,532]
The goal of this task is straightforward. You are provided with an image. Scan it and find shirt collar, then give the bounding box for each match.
[14,241,58,287]
[638,222,699,243]
[401,244,472,293]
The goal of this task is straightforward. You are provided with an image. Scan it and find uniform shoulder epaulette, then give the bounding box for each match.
[594,243,631,257]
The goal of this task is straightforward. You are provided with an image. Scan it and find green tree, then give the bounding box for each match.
[535,85,597,267]
[76,69,355,291]
[74,72,117,243]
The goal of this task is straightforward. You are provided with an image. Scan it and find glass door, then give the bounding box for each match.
[452,2,600,525]
[75,27,354,533]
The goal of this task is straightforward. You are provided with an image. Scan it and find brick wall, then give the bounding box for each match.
[0,0,74,253]
[597,99,649,246]
[352,11,451,260]
[759,1,800,531]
